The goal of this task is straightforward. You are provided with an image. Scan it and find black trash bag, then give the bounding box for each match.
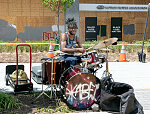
[99,82,144,114]
[138,52,146,63]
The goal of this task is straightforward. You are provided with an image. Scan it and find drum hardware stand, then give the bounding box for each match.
[32,57,60,106]
[105,46,109,76]
[81,58,89,72]
[101,45,114,92]
[50,58,59,100]
[102,41,111,77]
[47,57,60,106]
[81,57,102,75]
[31,81,52,104]
[102,46,115,77]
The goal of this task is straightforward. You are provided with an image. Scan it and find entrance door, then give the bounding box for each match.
[111,17,122,41]
[85,17,97,41]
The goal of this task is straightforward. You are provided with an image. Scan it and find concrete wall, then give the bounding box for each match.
[0,19,17,41]
[65,0,79,37]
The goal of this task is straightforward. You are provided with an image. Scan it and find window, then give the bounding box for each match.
[101,25,106,37]
[97,25,100,35]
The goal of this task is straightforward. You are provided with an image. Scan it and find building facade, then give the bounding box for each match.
[79,0,150,42]
[0,0,150,42]
[0,0,65,41]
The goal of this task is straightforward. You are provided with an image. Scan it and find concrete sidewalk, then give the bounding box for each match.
[0,62,150,113]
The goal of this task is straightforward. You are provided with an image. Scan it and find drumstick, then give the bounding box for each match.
[86,46,93,51]
[74,53,82,56]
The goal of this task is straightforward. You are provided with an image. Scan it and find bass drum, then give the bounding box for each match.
[60,65,101,110]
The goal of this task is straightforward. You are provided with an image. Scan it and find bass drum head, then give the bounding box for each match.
[64,73,101,110]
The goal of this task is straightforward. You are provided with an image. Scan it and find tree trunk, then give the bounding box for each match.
[57,1,60,40]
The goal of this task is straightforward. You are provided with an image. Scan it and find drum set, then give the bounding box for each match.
[32,38,118,110]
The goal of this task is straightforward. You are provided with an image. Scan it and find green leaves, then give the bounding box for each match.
[42,0,75,12]
[37,101,75,113]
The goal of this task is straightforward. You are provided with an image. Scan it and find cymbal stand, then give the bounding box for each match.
[101,44,114,92]
[105,46,109,76]
[101,40,110,77]
[101,42,113,80]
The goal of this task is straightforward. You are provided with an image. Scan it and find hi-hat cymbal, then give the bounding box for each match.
[93,38,118,49]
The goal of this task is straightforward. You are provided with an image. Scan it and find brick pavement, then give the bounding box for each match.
[135,89,150,110]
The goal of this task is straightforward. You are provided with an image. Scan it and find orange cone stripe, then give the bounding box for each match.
[119,42,127,62]
[49,49,53,51]
[48,41,54,58]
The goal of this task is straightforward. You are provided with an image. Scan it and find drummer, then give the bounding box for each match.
[60,18,86,68]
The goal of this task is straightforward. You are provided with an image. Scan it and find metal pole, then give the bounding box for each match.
[142,3,150,53]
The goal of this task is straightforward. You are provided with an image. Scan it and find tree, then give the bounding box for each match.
[42,0,75,40]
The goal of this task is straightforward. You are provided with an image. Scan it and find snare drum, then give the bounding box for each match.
[82,50,100,68]
[60,65,101,110]
[42,58,65,84]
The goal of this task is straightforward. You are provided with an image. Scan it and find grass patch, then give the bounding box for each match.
[0,40,149,53]
[0,91,21,111]
[37,101,75,114]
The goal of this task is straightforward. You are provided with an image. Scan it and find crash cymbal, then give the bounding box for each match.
[93,38,118,49]
[100,48,115,51]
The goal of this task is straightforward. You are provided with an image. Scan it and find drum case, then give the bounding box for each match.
[31,66,42,84]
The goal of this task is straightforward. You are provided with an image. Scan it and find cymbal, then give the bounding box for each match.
[93,38,118,49]
[100,48,115,51]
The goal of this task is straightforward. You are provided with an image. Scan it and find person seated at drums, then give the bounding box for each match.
[60,18,85,69]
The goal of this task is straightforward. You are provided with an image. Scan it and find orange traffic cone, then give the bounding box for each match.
[119,42,127,62]
[48,41,54,58]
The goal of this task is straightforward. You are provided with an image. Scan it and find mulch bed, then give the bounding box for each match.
[1,92,93,114]
[1,52,150,63]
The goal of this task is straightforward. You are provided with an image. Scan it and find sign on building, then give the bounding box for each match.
[85,17,97,41]
[111,17,122,41]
